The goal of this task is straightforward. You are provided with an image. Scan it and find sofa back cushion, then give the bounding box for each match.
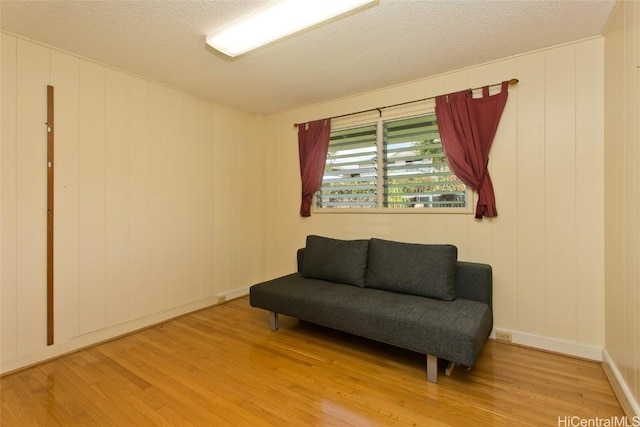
[364,238,457,300]
[301,235,369,287]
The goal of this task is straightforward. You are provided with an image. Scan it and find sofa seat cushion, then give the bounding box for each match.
[301,235,369,287]
[364,239,457,301]
[250,273,492,367]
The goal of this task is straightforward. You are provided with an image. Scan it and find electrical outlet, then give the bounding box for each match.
[495,330,512,343]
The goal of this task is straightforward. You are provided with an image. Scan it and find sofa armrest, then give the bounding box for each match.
[455,261,492,308]
[297,248,306,273]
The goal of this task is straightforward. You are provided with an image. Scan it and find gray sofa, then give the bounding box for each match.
[249,235,493,383]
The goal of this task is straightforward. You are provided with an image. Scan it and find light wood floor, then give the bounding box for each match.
[1,296,624,426]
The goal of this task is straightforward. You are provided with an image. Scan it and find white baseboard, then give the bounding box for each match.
[0,295,221,375]
[490,328,603,361]
[602,349,640,418]
[217,287,250,302]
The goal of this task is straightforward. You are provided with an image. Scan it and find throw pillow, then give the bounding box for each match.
[364,238,457,300]
[301,235,369,287]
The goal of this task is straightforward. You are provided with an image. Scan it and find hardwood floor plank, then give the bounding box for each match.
[0,296,625,426]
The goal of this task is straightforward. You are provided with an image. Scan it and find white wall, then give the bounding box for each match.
[603,0,640,415]
[264,38,605,357]
[1,34,265,372]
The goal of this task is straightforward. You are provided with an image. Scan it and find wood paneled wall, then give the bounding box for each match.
[0,32,611,375]
[1,34,264,367]
[604,0,640,414]
[264,38,605,351]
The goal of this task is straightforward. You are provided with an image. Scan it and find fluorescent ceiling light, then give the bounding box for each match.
[206,0,377,58]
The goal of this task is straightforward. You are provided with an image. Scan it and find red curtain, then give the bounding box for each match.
[435,81,509,219]
[298,119,331,217]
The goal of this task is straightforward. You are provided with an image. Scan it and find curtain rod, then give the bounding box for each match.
[293,78,519,128]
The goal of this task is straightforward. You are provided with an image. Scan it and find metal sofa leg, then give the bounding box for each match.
[426,354,438,383]
[269,312,279,331]
[445,360,455,376]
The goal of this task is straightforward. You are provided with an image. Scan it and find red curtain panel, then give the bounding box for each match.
[435,81,509,219]
[298,119,331,217]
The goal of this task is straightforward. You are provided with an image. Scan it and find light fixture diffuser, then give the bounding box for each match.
[206,0,377,58]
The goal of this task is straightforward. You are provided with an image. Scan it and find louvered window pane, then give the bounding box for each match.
[315,113,467,211]
[316,124,378,208]
[383,115,466,208]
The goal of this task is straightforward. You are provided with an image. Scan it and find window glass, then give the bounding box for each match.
[317,124,378,209]
[383,115,465,208]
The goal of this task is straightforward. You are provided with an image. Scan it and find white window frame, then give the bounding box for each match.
[313,102,474,214]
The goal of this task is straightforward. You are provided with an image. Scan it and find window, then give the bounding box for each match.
[317,124,378,208]
[315,113,468,212]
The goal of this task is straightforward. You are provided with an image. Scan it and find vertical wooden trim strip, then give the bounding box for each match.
[47,85,54,346]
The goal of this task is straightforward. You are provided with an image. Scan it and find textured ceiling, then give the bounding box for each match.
[0,0,616,114]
